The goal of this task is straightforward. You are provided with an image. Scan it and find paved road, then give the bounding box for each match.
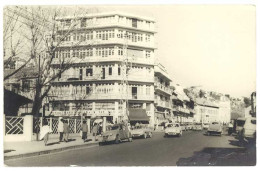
[5,130,255,166]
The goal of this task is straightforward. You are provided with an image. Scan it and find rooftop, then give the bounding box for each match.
[56,11,155,22]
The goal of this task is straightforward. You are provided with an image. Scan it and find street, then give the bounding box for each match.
[5,130,256,166]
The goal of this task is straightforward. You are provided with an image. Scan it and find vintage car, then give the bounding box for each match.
[164,123,182,137]
[239,117,256,143]
[186,123,193,130]
[180,123,187,131]
[193,123,203,131]
[207,122,223,136]
[131,125,153,139]
[202,123,209,130]
[100,124,133,144]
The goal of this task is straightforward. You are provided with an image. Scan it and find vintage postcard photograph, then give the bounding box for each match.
[2,2,257,167]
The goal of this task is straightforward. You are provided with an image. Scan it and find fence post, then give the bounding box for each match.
[74,119,77,133]
[24,115,33,141]
[50,117,53,132]
[102,117,106,133]
[3,114,6,136]
[87,118,91,134]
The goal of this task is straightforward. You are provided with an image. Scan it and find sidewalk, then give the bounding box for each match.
[4,134,102,160]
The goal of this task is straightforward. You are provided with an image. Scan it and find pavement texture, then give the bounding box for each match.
[4,130,256,166]
[4,133,102,160]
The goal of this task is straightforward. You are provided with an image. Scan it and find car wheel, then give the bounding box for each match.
[144,133,147,139]
[115,135,120,144]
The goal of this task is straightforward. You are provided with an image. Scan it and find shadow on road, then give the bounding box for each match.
[176,147,256,166]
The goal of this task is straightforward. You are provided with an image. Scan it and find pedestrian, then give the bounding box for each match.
[58,117,64,142]
[81,120,88,143]
[63,120,69,142]
[99,122,102,135]
[40,119,52,146]
[92,123,98,141]
[228,122,233,135]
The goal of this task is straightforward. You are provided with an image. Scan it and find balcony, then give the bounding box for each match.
[51,55,154,66]
[58,21,156,33]
[57,37,155,49]
[154,82,172,96]
[154,98,171,109]
[50,92,154,101]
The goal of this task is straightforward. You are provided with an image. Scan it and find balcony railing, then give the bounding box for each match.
[50,93,154,101]
[51,55,154,65]
[154,82,172,95]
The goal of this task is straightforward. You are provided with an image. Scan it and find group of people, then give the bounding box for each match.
[40,117,89,146]
[57,118,70,143]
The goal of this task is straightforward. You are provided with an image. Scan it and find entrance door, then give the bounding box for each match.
[132,87,137,99]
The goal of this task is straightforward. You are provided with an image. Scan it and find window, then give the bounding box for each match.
[102,68,105,79]
[132,18,137,28]
[86,86,91,95]
[109,67,112,75]
[86,68,93,76]
[118,67,121,75]
[81,19,86,28]
[79,68,83,80]
[146,51,151,58]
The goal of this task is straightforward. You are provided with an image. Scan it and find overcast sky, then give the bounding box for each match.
[91,5,256,98]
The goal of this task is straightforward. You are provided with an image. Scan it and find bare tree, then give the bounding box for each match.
[5,5,94,116]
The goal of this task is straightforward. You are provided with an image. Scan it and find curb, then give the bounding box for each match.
[4,141,99,161]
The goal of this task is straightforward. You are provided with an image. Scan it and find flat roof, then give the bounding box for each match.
[56,11,155,22]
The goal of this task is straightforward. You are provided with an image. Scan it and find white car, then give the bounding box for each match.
[240,117,256,143]
[164,123,182,137]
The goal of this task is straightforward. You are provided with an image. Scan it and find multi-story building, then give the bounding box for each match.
[48,12,156,127]
[194,98,219,123]
[171,84,194,123]
[154,63,172,125]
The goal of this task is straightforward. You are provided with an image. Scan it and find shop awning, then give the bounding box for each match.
[128,109,149,122]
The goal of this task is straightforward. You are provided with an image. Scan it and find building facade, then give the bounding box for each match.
[48,12,156,126]
[154,63,172,125]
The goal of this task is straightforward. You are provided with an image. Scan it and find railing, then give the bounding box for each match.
[154,82,172,95]
[5,116,24,135]
[33,117,82,134]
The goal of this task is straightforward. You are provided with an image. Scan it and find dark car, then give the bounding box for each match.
[100,123,133,144]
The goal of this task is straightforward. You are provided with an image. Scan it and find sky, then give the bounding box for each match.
[2,4,256,98]
[90,5,256,98]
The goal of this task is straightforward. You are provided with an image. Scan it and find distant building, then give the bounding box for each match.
[171,84,194,123]
[194,98,219,123]
[154,63,172,125]
[4,67,38,116]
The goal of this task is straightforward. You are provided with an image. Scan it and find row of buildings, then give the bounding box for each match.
[4,12,232,128]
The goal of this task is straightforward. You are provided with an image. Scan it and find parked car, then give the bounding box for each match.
[186,123,193,130]
[193,123,203,131]
[239,117,256,143]
[100,123,133,144]
[180,123,187,131]
[207,122,222,136]
[164,123,182,137]
[131,124,153,139]
[202,123,209,130]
